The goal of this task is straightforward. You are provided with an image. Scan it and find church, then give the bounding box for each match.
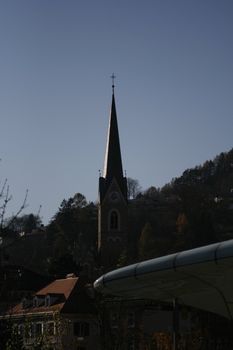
[98,79,128,270]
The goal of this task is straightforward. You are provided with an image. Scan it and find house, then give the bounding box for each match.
[1,274,100,350]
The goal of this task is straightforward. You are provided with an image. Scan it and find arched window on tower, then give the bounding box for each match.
[109,210,119,230]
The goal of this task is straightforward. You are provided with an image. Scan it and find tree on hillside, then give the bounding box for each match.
[48,252,80,278]
[138,222,157,260]
[58,193,87,214]
[176,212,189,234]
[143,186,160,200]
[46,193,97,277]
[127,178,142,199]
[6,213,42,234]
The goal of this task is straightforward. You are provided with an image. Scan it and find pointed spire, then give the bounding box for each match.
[111,73,116,94]
[103,91,124,182]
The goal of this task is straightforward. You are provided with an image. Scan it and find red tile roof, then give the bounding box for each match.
[36,276,78,299]
[8,276,79,316]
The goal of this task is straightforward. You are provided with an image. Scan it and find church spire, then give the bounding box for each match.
[111,73,115,94]
[103,83,124,183]
[98,81,128,269]
[98,81,128,270]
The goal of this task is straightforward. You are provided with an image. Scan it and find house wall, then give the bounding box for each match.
[2,312,100,350]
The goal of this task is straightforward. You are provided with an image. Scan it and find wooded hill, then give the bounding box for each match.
[2,148,233,276]
[131,148,233,262]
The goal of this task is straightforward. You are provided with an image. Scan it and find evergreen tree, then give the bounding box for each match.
[138,222,157,260]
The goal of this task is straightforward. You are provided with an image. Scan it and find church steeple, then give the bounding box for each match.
[103,93,124,182]
[99,86,127,203]
[98,82,128,269]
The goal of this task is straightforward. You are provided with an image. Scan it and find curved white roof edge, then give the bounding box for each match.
[94,239,233,319]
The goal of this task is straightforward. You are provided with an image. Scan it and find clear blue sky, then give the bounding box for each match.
[1,0,233,224]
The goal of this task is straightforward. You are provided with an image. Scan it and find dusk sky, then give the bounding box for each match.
[1,0,233,224]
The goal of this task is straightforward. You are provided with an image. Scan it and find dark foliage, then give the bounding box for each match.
[45,193,98,277]
[128,148,233,263]
[0,319,25,350]
[2,149,233,276]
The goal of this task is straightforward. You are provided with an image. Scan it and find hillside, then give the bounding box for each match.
[131,148,233,261]
[2,148,233,274]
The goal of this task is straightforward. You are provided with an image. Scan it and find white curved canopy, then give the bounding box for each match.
[94,239,233,319]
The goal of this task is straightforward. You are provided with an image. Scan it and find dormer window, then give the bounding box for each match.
[22,298,28,309]
[22,295,33,309]
[22,298,26,309]
[33,296,38,308]
[33,295,44,307]
[45,295,50,307]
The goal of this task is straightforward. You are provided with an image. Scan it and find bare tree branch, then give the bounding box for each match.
[127,177,142,199]
[0,184,12,230]
[6,189,29,229]
[0,178,8,198]
[0,182,29,233]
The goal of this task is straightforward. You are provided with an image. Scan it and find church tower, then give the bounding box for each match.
[98,80,128,269]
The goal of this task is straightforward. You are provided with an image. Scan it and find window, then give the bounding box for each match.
[73,322,89,337]
[110,211,119,230]
[25,322,43,338]
[22,298,28,309]
[33,295,45,307]
[33,296,38,308]
[24,323,33,338]
[34,322,43,336]
[45,295,50,307]
[18,324,24,336]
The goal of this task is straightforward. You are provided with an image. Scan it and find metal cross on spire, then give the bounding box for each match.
[111,73,116,93]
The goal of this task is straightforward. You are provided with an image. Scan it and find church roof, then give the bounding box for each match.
[103,93,124,182]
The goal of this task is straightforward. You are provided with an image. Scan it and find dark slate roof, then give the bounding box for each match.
[103,93,124,183]
[99,93,127,202]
